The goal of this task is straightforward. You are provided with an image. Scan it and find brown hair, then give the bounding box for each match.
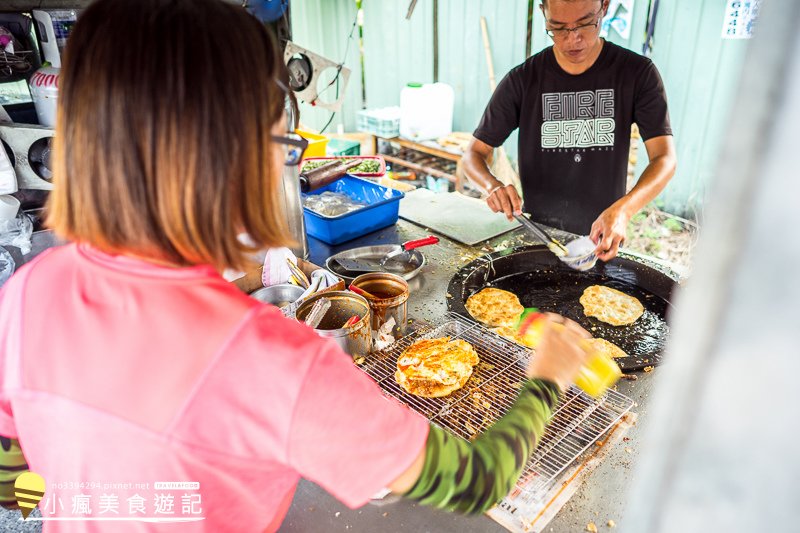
[47,0,293,272]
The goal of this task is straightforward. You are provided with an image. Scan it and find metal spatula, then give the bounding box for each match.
[334,257,384,273]
[379,235,439,267]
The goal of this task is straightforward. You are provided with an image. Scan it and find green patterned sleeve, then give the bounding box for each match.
[404,378,560,515]
[1,436,28,509]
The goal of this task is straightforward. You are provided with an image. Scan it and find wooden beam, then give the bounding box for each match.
[382,154,456,182]
[380,137,461,161]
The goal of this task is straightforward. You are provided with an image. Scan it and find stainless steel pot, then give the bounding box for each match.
[250,283,305,308]
[295,291,372,357]
[279,165,309,260]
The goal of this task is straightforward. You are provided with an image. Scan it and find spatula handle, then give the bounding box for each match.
[402,235,439,251]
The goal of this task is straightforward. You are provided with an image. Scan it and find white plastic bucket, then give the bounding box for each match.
[399,82,454,141]
[0,194,20,220]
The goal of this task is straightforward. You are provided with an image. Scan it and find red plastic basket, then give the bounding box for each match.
[300,156,386,177]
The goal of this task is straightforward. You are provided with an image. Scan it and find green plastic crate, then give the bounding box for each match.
[326,138,361,156]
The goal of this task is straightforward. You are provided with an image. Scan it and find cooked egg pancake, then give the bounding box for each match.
[465,288,524,327]
[580,285,644,326]
[491,325,541,349]
[585,337,628,358]
[395,337,480,398]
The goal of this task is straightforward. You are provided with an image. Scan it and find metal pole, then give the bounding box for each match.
[433,0,439,83]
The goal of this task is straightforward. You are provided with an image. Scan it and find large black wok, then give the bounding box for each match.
[447,245,678,371]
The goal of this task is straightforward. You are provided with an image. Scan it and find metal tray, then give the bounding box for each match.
[355,313,634,499]
[325,244,425,284]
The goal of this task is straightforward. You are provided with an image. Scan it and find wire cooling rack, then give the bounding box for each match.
[355,312,634,499]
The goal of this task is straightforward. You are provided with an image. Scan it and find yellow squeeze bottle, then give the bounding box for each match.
[517,311,622,398]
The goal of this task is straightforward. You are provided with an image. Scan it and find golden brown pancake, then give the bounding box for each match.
[395,337,480,398]
[580,285,644,326]
[585,337,628,358]
[465,288,524,327]
[491,325,541,348]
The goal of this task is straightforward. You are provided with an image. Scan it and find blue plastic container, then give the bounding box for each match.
[302,176,405,245]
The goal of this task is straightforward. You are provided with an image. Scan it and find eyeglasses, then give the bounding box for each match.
[272,133,308,166]
[545,9,603,39]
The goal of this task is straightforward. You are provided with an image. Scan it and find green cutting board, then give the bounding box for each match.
[399,189,521,246]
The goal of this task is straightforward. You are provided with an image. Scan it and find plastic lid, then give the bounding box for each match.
[406,82,423,88]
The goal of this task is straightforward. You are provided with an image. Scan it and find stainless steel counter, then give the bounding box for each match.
[4,223,662,532]
[286,219,661,533]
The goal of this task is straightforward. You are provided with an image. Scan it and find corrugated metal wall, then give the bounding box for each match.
[291,0,751,217]
[361,1,433,110]
[639,1,751,216]
[436,0,528,159]
[290,0,362,132]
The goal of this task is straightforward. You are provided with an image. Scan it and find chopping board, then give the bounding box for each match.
[399,189,520,246]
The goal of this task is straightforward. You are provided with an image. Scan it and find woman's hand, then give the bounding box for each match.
[525,313,591,390]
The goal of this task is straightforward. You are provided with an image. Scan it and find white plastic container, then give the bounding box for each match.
[0,142,16,195]
[29,66,60,127]
[399,82,454,141]
[0,194,20,220]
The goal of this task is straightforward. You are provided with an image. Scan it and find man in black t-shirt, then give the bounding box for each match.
[464,0,676,261]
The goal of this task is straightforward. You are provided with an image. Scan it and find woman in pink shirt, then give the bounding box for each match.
[0,0,591,531]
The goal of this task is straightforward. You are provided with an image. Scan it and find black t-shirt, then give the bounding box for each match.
[474,41,672,234]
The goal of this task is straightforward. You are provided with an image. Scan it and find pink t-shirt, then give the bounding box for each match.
[0,243,428,532]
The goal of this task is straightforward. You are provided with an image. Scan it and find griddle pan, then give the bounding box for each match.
[447,245,677,371]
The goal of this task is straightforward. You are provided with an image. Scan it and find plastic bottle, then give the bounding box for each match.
[399,82,454,141]
[517,312,622,398]
[29,66,60,127]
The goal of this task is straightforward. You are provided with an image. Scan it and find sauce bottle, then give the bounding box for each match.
[517,311,622,398]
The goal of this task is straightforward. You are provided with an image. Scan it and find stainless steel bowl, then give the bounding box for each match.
[250,283,306,308]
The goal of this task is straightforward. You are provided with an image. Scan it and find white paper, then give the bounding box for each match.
[601,0,634,40]
[0,137,17,195]
[0,104,12,124]
[721,0,762,40]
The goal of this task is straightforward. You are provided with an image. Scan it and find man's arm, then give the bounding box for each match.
[463,137,522,220]
[590,135,677,261]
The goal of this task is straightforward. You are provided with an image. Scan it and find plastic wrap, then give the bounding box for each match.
[0,246,14,287]
[0,215,33,254]
[323,177,398,207]
[302,191,366,217]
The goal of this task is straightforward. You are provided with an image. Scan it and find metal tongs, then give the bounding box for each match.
[513,213,569,257]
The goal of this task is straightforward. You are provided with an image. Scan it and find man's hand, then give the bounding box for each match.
[589,135,677,261]
[590,202,631,262]
[486,183,522,221]
[463,137,523,220]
